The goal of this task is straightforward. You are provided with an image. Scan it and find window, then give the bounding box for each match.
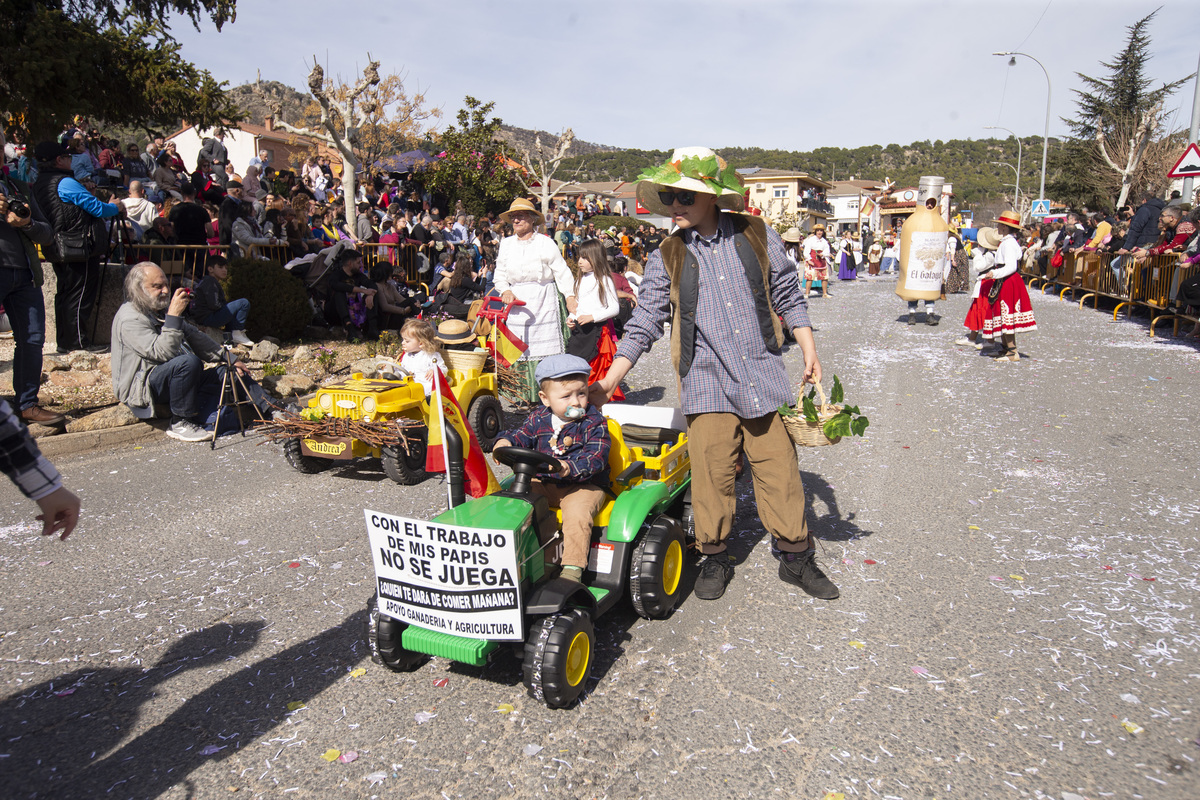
[772,185,789,198]
[847,200,859,210]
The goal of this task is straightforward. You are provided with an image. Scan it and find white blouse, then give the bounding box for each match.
[493,233,575,298]
[570,272,620,324]
[401,349,447,396]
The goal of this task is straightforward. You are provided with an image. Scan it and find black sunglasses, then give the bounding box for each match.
[657,189,697,207]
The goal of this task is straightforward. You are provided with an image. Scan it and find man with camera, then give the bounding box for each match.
[31,140,124,354]
[1,142,66,426]
[111,262,277,442]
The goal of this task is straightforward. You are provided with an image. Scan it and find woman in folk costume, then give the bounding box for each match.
[837,230,858,280]
[956,227,998,351]
[801,223,832,297]
[979,212,1037,362]
[493,197,577,399]
[944,226,970,294]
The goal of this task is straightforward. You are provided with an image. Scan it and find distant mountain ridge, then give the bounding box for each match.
[496,124,618,158]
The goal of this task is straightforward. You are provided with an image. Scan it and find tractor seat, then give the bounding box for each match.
[602,403,687,454]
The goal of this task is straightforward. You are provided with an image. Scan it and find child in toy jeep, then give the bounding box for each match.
[492,354,609,583]
[362,364,693,709]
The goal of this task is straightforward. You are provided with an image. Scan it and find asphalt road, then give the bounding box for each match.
[2,276,1197,800]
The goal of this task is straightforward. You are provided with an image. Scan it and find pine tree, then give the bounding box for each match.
[1052,9,1192,208]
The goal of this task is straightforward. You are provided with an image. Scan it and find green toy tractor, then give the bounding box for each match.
[363,404,694,708]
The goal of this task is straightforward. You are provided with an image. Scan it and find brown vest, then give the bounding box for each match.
[659,213,784,379]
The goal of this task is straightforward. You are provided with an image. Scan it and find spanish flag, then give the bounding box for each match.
[487,319,527,368]
[424,370,500,498]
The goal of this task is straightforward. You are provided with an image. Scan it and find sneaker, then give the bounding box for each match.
[84,343,109,354]
[694,553,733,600]
[953,337,973,346]
[231,330,254,346]
[926,314,940,326]
[974,342,984,350]
[165,418,210,442]
[779,550,839,599]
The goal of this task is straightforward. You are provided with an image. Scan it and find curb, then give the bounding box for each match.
[36,423,163,460]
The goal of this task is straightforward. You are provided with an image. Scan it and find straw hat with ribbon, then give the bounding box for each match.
[993,210,1023,231]
[634,147,745,217]
[499,197,543,227]
[435,318,477,345]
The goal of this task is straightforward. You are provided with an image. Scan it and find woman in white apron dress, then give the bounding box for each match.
[494,198,577,399]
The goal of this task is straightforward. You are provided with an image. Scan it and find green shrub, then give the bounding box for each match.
[224,257,313,341]
[586,215,660,233]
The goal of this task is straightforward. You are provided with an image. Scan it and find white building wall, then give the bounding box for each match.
[167,127,259,174]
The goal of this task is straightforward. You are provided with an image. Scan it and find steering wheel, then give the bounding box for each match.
[373,357,410,380]
[492,446,560,496]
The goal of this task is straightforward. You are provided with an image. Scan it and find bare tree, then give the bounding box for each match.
[256,57,381,233]
[509,129,581,216]
[1095,102,1162,208]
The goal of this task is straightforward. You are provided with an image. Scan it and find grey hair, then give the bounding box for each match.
[125,261,164,315]
[1161,206,1182,220]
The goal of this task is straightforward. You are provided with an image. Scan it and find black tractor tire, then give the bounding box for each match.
[629,515,687,619]
[382,435,427,485]
[365,593,426,672]
[283,437,333,474]
[522,608,594,709]
[467,394,504,453]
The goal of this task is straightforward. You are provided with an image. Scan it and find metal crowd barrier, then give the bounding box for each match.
[357,242,424,286]
[1148,262,1200,337]
[115,244,232,282]
[243,243,294,265]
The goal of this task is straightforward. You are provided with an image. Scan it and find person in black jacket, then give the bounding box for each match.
[322,248,378,340]
[1,168,65,425]
[31,140,124,353]
[198,132,229,187]
[1110,188,1165,284]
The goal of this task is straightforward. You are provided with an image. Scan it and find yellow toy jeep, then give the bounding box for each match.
[283,357,502,485]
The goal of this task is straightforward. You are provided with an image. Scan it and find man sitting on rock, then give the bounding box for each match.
[111,262,277,442]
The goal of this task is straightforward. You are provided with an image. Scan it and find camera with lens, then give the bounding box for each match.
[6,198,30,219]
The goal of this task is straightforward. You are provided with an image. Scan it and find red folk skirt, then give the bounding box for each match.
[980,274,1037,339]
[589,321,625,401]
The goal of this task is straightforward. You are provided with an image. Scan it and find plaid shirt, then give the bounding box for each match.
[615,213,812,417]
[0,400,63,501]
[499,405,610,484]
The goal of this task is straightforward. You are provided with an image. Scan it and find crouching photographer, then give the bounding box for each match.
[111,262,278,442]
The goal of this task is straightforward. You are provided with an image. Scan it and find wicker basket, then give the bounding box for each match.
[780,383,843,447]
[444,347,489,373]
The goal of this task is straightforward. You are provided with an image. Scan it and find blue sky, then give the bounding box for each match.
[169,0,1197,152]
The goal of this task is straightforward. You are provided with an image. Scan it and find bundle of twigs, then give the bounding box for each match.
[497,363,533,407]
[258,413,423,450]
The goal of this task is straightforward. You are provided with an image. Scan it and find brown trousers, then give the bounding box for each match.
[531,480,606,569]
[686,412,810,555]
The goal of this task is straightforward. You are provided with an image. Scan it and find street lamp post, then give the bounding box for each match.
[991,161,1021,211]
[994,51,1050,210]
[984,125,1021,214]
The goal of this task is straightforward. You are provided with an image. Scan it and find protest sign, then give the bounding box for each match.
[365,509,523,642]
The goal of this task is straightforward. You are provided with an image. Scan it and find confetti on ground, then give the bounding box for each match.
[365,772,388,786]
[414,711,437,724]
[911,666,929,675]
[348,668,366,678]
[1119,693,1140,704]
[337,751,358,764]
[1121,719,1144,736]
[321,749,341,762]
[821,793,846,800]
[863,559,877,565]
[1102,565,1113,570]
[37,560,52,566]
[720,643,736,653]
[54,689,75,697]
[199,745,224,756]
[432,678,449,688]
[286,701,306,712]
[523,744,544,757]
[1142,576,1156,581]
[288,562,301,568]
[849,641,865,649]
[842,558,854,564]
[496,704,514,715]
[1008,574,1025,581]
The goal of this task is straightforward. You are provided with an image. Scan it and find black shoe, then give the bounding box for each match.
[694,553,733,600]
[926,314,940,326]
[906,314,915,326]
[779,550,839,599]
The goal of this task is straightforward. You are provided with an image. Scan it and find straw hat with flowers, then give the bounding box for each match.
[634,147,745,217]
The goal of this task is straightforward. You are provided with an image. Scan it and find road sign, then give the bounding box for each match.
[1168,143,1200,179]
[1031,199,1051,217]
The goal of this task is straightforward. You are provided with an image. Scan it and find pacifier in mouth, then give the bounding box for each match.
[563,406,585,420]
